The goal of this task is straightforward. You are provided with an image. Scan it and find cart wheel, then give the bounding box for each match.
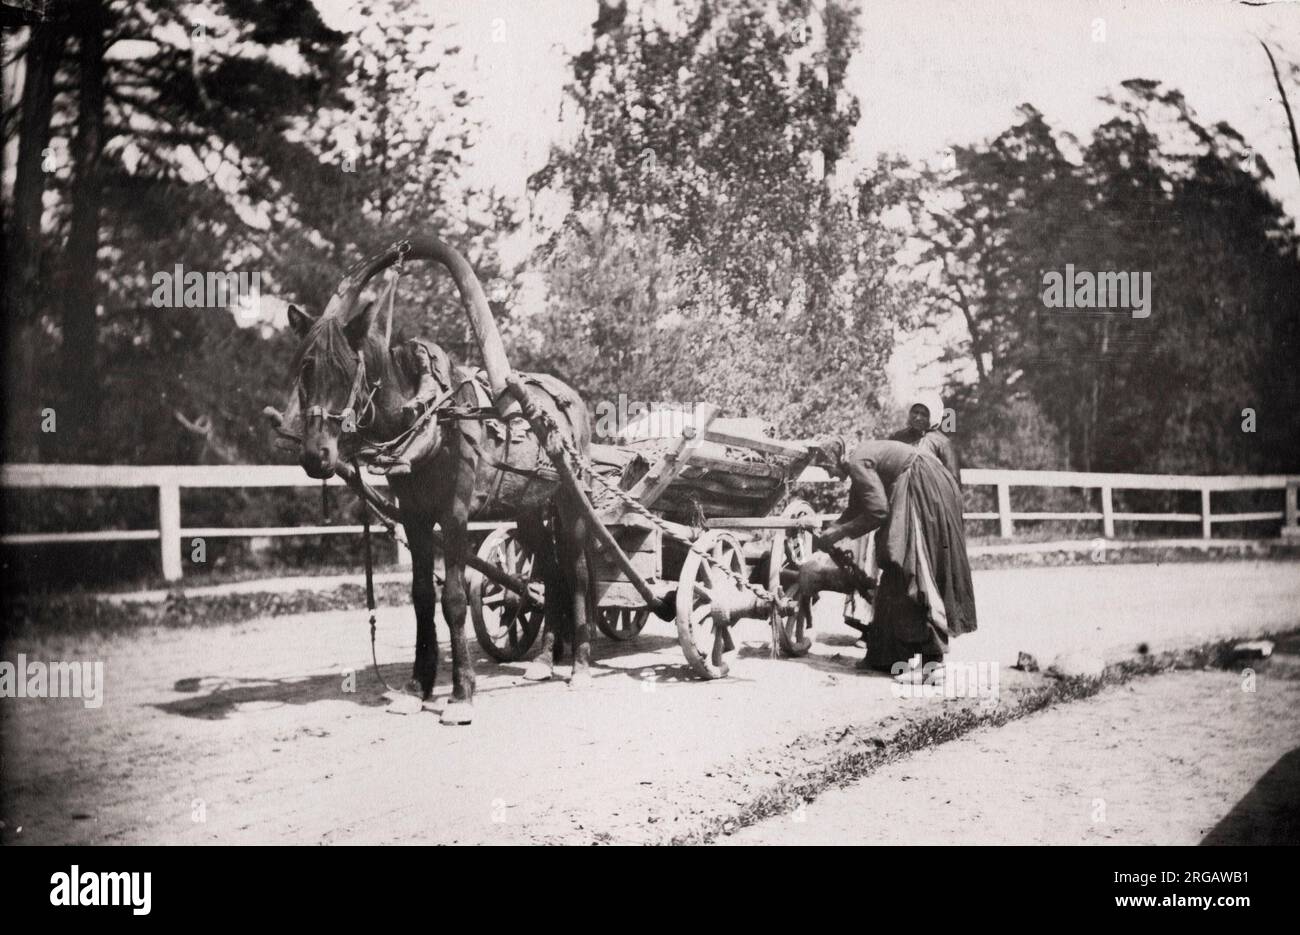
[675,531,748,679]
[769,499,816,656]
[596,607,649,641]
[469,528,544,663]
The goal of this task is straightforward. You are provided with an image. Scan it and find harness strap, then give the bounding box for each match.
[304,350,377,435]
[355,460,397,693]
[455,423,560,482]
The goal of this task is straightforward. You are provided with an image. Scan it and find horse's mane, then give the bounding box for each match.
[290,314,361,384]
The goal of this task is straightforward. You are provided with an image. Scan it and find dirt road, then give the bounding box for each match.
[3,561,1298,845]
[724,667,1300,845]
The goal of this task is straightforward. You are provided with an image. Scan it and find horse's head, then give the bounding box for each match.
[284,235,516,480]
[288,301,382,478]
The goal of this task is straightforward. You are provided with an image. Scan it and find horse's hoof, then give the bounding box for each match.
[522,660,554,681]
[440,701,474,726]
[568,669,594,689]
[384,692,423,715]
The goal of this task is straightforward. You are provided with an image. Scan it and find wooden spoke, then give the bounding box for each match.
[674,531,747,680]
[469,528,544,663]
[769,499,817,657]
[596,606,650,642]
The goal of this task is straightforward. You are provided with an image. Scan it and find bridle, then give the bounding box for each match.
[301,241,408,439]
[303,350,379,437]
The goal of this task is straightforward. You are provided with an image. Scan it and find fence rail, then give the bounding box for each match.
[2,463,1298,581]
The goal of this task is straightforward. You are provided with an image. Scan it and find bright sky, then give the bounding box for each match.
[314,0,1300,400]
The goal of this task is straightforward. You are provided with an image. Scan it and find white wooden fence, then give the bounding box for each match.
[2,463,1297,581]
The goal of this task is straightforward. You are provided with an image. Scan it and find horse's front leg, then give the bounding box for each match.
[405,520,439,701]
[439,518,475,725]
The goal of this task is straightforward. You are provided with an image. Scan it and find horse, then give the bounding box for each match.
[286,237,596,725]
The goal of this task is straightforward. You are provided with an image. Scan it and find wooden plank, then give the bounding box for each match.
[627,403,719,508]
[654,491,774,517]
[705,516,821,530]
[1008,512,1104,521]
[701,429,810,459]
[593,579,669,607]
[184,522,514,537]
[159,481,183,581]
[969,537,1273,556]
[3,463,1294,495]
[590,526,660,581]
[1112,513,1202,523]
[0,463,385,489]
[1,530,161,544]
[183,525,373,537]
[1209,512,1286,524]
[663,475,783,499]
[997,483,1013,539]
[961,468,1295,491]
[681,454,785,479]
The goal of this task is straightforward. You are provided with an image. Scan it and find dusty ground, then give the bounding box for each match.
[2,561,1298,845]
[724,667,1300,845]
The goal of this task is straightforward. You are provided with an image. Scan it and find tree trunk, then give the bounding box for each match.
[1260,41,1300,185]
[5,18,68,454]
[6,21,66,320]
[60,0,109,443]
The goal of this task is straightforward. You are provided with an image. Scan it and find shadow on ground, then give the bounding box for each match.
[1201,747,1300,845]
[154,632,695,719]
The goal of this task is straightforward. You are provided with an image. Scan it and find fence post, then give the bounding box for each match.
[1285,480,1299,539]
[997,482,1013,539]
[1200,487,1212,541]
[394,536,411,569]
[1100,486,1114,539]
[158,480,182,581]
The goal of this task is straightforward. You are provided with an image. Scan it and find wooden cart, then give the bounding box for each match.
[467,404,823,679]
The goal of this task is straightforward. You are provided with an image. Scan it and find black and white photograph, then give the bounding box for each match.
[2,0,1298,872]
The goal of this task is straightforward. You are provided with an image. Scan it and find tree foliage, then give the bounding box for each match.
[2,0,505,465]
[909,82,1300,473]
[531,0,911,437]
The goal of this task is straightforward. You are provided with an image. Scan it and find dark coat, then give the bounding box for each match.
[888,427,961,480]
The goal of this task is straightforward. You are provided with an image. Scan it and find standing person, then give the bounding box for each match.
[890,394,961,481]
[809,437,977,682]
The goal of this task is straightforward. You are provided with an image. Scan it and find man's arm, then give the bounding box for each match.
[820,459,888,546]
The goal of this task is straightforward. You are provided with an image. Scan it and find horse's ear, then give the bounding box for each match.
[287,304,316,337]
[343,301,377,350]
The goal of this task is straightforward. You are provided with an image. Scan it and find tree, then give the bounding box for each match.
[907,81,1300,474]
[3,0,508,464]
[533,0,910,436]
